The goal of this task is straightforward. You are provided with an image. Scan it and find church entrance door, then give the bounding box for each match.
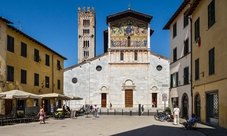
[125,90,133,107]
[101,93,106,107]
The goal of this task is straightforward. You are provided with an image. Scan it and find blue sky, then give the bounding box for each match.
[0,0,183,68]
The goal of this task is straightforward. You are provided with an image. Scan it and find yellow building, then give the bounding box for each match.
[188,0,227,128]
[0,16,67,115]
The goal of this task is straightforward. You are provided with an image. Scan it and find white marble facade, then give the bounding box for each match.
[64,52,169,111]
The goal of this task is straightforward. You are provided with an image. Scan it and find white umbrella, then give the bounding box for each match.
[0,89,42,99]
[66,95,83,100]
[39,93,72,100]
[0,94,6,98]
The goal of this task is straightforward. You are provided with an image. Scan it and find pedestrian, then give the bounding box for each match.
[183,114,196,129]
[94,104,99,118]
[141,105,144,114]
[38,106,45,124]
[110,103,112,110]
[173,105,180,125]
[90,105,93,113]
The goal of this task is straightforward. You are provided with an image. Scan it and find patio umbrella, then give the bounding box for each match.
[0,89,42,99]
[0,94,6,98]
[66,95,83,100]
[39,93,72,100]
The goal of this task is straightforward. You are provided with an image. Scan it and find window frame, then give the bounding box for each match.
[184,38,189,55]
[194,18,200,41]
[34,49,41,62]
[7,65,14,82]
[173,47,177,62]
[208,0,215,28]
[120,52,124,61]
[45,76,50,88]
[184,9,189,28]
[34,73,39,86]
[134,51,138,61]
[7,35,14,52]
[83,19,90,27]
[45,54,50,66]
[195,58,200,80]
[21,69,27,84]
[173,22,177,38]
[170,72,178,88]
[209,47,215,75]
[57,60,62,70]
[21,42,27,57]
[184,67,189,85]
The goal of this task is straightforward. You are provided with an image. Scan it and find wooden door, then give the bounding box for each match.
[101,93,106,107]
[5,99,12,115]
[125,90,133,107]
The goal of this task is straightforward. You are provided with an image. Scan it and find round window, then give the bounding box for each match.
[96,65,102,71]
[72,78,77,83]
[156,65,162,71]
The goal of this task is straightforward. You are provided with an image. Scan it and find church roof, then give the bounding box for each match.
[107,9,153,24]
[64,53,108,71]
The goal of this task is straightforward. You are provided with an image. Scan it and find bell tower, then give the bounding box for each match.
[78,7,96,63]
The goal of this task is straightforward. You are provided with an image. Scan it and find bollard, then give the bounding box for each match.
[122,109,123,115]
[107,109,109,115]
[100,109,101,115]
[148,109,149,116]
[130,110,132,116]
[114,109,116,115]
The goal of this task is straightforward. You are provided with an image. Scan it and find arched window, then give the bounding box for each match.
[134,51,138,60]
[127,36,131,47]
[120,52,124,60]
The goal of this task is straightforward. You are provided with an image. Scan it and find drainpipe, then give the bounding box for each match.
[52,54,55,93]
[189,15,193,115]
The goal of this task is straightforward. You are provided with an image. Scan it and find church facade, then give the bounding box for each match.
[64,8,170,112]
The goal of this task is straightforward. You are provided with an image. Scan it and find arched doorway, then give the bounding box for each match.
[182,94,188,119]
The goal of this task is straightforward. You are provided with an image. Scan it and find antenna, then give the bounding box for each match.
[15,21,22,30]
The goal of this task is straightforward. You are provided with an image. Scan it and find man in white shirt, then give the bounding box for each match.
[94,104,99,118]
[173,105,180,125]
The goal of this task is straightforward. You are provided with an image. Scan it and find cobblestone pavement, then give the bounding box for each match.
[0,115,206,136]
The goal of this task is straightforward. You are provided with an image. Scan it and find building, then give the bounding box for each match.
[64,8,170,112]
[187,0,227,128]
[163,0,192,119]
[0,16,67,115]
[78,7,96,63]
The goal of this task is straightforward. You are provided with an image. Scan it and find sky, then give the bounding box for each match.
[0,0,183,68]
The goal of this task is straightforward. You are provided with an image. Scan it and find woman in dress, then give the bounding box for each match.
[38,106,45,124]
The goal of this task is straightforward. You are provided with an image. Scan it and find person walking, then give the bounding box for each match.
[173,105,180,125]
[38,106,45,124]
[94,104,99,118]
[110,103,112,110]
[141,105,144,115]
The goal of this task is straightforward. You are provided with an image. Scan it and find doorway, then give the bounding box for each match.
[5,99,12,115]
[101,93,106,107]
[182,94,188,119]
[125,89,133,107]
[206,91,218,125]
[194,94,200,120]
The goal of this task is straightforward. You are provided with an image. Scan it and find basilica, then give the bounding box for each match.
[64,7,169,112]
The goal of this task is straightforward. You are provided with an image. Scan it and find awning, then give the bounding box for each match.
[0,89,42,99]
[170,88,178,98]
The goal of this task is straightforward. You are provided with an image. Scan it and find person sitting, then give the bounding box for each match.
[183,114,196,129]
[66,106,70,112]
